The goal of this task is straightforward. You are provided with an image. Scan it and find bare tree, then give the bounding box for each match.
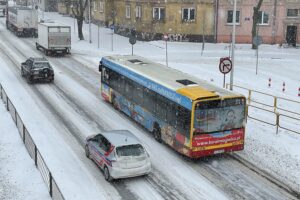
[252,0,264,49]
[66,0,89,40]
[63,0,72,15]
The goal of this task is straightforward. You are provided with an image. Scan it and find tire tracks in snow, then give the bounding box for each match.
[0,22,189,200]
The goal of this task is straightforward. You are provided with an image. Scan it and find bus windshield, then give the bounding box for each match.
[194,98,245,134]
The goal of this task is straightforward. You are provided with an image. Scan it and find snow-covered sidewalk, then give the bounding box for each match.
[0,101,51,200]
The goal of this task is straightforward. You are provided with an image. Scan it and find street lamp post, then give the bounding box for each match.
[88,0,91,43]
[229,0,236,91]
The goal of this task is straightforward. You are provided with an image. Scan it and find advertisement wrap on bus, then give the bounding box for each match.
[99,55,246,159]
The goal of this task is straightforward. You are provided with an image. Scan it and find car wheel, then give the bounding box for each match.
[104,166,112,182]
[21,68,24,77]
[85,145,90,158]
[27,76,33,84]
[153,126,162,143]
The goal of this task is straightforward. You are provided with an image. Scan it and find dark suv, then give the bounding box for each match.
[21,57,54,83]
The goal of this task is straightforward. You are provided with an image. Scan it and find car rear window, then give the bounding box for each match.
[34,62,51,69]
[116,144,145,157]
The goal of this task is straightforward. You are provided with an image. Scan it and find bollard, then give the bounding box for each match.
[268,78,271,87]
[282,82,285,92]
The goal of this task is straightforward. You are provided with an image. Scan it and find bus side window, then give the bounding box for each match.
[167,103,176,126]
[144,88,155,112]
[117,75,125,95]
[156,95,167,122]
[176,106,191,137]
[110,70,117,89]
[124,79,133,101]
[102,68,109,84]
[134,85,144,106]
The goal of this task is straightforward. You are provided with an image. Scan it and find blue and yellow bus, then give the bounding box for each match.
[99,55,246,158]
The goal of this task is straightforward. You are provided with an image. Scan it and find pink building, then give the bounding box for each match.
[217,0,300,45]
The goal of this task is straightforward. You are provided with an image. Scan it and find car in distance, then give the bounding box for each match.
[85,130,151,181]
[21,57,54,83]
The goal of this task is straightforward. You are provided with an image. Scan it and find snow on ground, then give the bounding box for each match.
[0,101,51,200]
[39,12,300,191]
[0,10,300,199]
[0,57,112,199]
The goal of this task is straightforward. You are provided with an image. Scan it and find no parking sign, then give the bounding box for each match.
[219,57,232,88]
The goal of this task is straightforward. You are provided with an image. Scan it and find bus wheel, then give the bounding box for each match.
[153,127,162,143]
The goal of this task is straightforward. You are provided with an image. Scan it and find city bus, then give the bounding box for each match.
[99,55,246,158]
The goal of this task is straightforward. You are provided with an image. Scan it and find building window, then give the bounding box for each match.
[136,5,142,19]
[227,10,240,24]
[258,11,269,25]
[126,5,131,19]
[99,2,104,13]
[182,8,195,21]
[287,9,298,17]
[93,2,97,11]
[153,7,165,21]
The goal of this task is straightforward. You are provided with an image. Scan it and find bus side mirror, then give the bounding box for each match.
[99,61,103,72]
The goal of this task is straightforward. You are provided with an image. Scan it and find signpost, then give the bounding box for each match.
[110,25,114,51]
[163,34,168,67]
[253,35,263,75]
[129,36,136,55]
[219,57,232,88]
[98,24,100,48]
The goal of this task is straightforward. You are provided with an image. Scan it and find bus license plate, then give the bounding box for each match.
[214,149,224,154]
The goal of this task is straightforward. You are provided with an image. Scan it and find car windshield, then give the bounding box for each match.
[33,62,51,69]
[116,144,146,157]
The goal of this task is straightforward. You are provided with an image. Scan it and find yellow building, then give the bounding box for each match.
[91,0,215,42]
[58,0,215,42]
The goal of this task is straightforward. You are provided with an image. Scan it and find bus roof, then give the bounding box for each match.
[101,55,242,109]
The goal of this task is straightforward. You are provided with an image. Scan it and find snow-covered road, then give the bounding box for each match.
[1,11,300,200]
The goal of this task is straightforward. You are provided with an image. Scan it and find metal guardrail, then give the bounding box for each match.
[0,83,64,200]
[227,84,300,135]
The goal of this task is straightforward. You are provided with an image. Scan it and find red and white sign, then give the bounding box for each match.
[219,57,232,74]
[163,34,168,41]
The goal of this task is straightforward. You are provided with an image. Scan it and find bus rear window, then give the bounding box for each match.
[194,98,245,134]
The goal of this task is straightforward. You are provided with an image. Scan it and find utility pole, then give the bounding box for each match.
[230,0,236,91]
[272,0,277,44]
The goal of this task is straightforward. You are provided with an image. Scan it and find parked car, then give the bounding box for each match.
[21,57,54,83]
[85,130,151,181]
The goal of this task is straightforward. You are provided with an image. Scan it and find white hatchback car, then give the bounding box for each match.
[85,130,151,181]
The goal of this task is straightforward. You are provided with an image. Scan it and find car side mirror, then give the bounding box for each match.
[99,61,103,72]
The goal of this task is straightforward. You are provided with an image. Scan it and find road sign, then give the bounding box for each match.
[219,57,232,74]
[163,34,168,41]
[129,36,136,45]
[253,36,263,46]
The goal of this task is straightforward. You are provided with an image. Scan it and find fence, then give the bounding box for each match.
[226,84,300,135]
[0,83,64,200]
